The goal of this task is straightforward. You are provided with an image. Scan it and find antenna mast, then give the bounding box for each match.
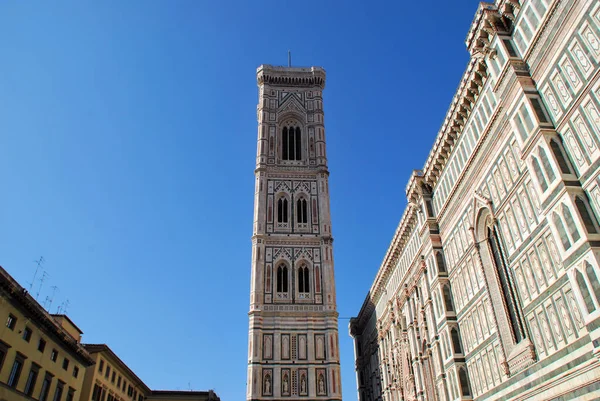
[36,271,49,301]
[29,256,45,293]
[288,50,291,67]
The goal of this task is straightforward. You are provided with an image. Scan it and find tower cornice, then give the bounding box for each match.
[257,65,326,89]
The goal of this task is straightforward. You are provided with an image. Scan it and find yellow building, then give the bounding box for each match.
[0,266,94,401]
[80,344,150,401]
[80,345,220,401]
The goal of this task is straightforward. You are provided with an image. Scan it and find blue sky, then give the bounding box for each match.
[0,1,479,399]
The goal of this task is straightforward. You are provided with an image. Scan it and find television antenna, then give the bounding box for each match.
[28,256,45,293]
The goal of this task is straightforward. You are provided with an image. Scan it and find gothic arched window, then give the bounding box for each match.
[436,252,447,273]
[297,198,308,224]
[539,147,556,182]
[277,265,288,293]
[575,269,595,314]
[277,197,289,223]
[550,140,572,174]
[532,157,548,191]
[443,285,454,312]
[553,212,571,250]
[298,264,310,293]
[451,328,463,354]
[282,125,302,161]
[458,368,471,397]
[575,196,598,234]
[562,203,580,242]
[488,224,523,343]
[585,262,600,305]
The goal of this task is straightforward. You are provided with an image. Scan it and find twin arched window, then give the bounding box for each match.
[282,126,302,161]
[298,264,310,293]
[277,265,288,293]
[297,198,308,224]
[277,197,289,223]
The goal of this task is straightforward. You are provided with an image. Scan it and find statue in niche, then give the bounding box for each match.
[282,373,289,394]
[264,374,272,395]
[318,374,325,395]
[300,374,307,394]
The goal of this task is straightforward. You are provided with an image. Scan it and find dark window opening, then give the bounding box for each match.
[277,198,289,223]
[277,265,289,293]
[281,126,302,161]
[22,326,32,342]
[297,198,308,224]
[38,338,46,353]
[488,226,523,342]
[451,328,463,354]
[298,265,310,293]
[575,196,598,234]
[8,355,24,388]
[436,252,447,273]
[443,285,454,312]
[459,368,472,397]
[6,314,17,330]
[40,373,53,401]
[530,98,549,123]
[503,39,518,57]
[24,365,40,396]
[550,140,572,174]
[585,262,600,307]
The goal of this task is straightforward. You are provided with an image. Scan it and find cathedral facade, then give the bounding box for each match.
[246,65,342,401]
[349,0,600,400]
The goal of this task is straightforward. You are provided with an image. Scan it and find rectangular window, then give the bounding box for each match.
[520,104,534,131]
[503,39,518,58]
[98,359,104,373]
[38,338,47,353]
[22,326,32,342]
[62,358,69,371]
[53,381,64,401]
[72,366,79,378]
[66,388,75,401]
[8,354,25,388]
[24,364,40,396]
[105,365,110,379]
[111,371,116,383]
[6,314,17,330]
[40,373,53,401]
[0,340,9,373]
[530,98,549,123]
[117,376,121,387]
[92,384,102,401]
[51,349,58,362]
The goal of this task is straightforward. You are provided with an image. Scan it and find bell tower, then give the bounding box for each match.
[247,65,342,401]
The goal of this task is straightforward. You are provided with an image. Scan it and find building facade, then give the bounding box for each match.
[246,65,342,401]
[350,0,600,400]
[0,265,220,401]
[0,266,94,401]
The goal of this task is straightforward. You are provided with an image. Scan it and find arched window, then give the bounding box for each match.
[532,157,548,191]
[277,197,289,223]
[282,125,302,161]
[539,147,556,182]
[436,252,447,273]
[451,328,463,354]
[585,262,600,305]
[575,196,598,234]
[298,264,310,293]
[550,140,572,174]
[575,269,595,313]
[458,368,471,397]
[488,225,523,342]
[553,212,571,250]
[297,198,308,224]
[277,265,288,293]
[443,285,454,312]
[562,203,580,242]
